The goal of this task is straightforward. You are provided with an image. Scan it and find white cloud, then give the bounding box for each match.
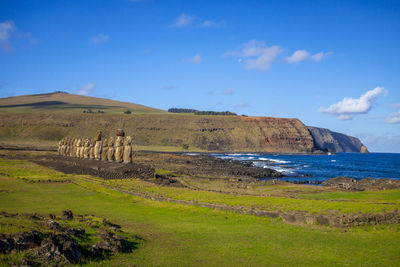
[223,88,234,95]
[187,53,202,64]
[199,20,223,28]
[319,86,386,120]
[76,83,96,96]
[385,104,400,124]
[91,33,109,44]
[0,20,16,52]
[312,51,333,62]
[285,50,310,63]
[224,40,282,71]
[172,14,195,28]
[285,50,333,63]
[385,111,400,124]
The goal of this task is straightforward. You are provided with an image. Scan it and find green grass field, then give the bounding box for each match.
[1,156,400,266]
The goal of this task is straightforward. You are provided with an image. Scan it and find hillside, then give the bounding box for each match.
[308,126,368,153]
[0,92,366,153]
[0,92,165,115]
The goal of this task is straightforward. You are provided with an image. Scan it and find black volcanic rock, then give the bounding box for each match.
[322,177,400,191]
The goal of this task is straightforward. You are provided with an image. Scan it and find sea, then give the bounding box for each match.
[209,153,400,184]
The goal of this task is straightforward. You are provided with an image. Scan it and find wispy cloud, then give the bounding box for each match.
[76,83,96,96]
[172,14,195,28]
[225,40,283,71]
[285,50,333,63]
[235,101,248,108]
[319,87,386,120]
[223,88,234,95]
[385,104,400,124]
[91,33,109,44]
[359,133,400,153]
[198,20,224,28]
[187,53,202,64]
[0,20,16,52]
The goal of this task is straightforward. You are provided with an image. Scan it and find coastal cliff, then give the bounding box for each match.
[0,93,367,153]
[307,126,368,153]
[0,113,315,153]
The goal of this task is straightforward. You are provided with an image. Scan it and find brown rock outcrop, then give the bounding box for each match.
[360,146,369,153]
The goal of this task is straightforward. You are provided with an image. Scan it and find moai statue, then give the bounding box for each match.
[62,138,68,156]
[123,136,132,164]
[83,138,90,159]
[58,139,63,155]
[124,136,132,163]
[76,139,81,157]
[107,137,115,162]
[114,136,124,163]
[71,139,77,157]
[101,138,108,161]
[114,129,125,163]
[79,138,85,158]
[94,131,102,160]
[68,138,74,157]
[89,138,96,159]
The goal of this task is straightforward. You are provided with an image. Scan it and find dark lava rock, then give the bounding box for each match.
[62,210,73,219]
[66,228,85,238]
[322,177,400,191]
[44,219,62,230]
[0,231,42,253]
[12,230,42,251]
[0,235,15,253]
[95,230,123,253]
[38,233,81,264]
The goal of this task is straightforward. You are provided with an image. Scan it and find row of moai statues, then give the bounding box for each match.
[57,129,132,164]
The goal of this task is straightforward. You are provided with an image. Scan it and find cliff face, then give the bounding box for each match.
[0,113,315,153]
[307,126,367,153]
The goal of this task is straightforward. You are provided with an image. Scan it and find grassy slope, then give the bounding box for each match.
[0,92,315,153]
[1,156,399,266]
[0,92,166,115]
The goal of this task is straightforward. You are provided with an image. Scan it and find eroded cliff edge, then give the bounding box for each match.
[0,112,368,153]
[307,126,368,153]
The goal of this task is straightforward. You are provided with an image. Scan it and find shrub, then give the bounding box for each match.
[182,144,189,150]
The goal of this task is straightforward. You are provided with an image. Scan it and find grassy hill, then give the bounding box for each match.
[0,92,315,153]
[0,92,166,115]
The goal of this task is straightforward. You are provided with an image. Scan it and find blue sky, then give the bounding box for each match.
[0,0,399,152]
